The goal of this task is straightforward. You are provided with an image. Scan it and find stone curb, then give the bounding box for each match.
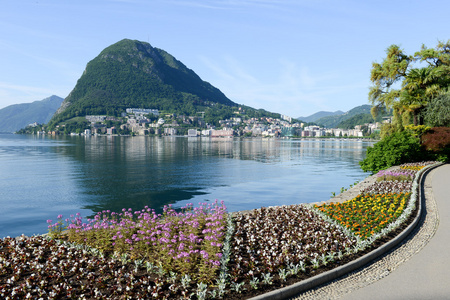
[249,163,442,300]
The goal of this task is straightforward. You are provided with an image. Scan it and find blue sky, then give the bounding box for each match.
[1,0,449,117]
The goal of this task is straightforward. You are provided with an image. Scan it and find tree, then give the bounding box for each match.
[422,93,450,127]
[400,67,439,125]
[369,45,411,114]
[369,41,450,127]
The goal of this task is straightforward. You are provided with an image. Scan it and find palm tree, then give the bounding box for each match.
[400,67,441,125]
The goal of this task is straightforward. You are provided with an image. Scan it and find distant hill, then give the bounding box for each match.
[314,105,373,128]
[50,39,239,126]
[297,110,344,123]
[0,96,63,133]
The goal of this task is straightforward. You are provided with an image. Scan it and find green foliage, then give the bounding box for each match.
[336,107,391,130]
[379,123,397,140]
[240,106,280,119]
[404,124,431,138]
[369,40,450,126]
[336,113,374,129]
[60,118,90,134]
[421,92,450,127]
[359,131,425,173]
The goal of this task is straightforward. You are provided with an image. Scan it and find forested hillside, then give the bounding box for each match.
[49,39,240,127]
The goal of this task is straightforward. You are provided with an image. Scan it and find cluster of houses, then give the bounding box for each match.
[35,107,384,138]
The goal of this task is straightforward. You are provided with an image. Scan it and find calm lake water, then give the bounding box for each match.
[0,134,374,237]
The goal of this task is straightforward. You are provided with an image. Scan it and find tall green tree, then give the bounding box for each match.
[400,67,439,125]
[369,41,450,127]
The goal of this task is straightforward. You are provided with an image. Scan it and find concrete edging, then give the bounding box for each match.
[250,163,442,300]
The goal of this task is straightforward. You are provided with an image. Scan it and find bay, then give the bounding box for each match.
[0,134,374,237]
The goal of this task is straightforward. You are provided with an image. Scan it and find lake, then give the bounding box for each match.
[0,134,374,237]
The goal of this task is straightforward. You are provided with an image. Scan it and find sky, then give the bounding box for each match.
[1,0,449,118]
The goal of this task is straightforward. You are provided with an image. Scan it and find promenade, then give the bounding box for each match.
[289,164,450,300]
[341,163,450,300]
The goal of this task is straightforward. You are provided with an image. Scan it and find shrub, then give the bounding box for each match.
[421,127,450,162]
[359,131,425,173]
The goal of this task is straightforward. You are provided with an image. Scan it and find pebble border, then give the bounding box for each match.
[290,163,441,300]
[250,163,441,300]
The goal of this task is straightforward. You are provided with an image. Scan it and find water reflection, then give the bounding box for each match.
[0,134,374,237]
[61,137,373,214]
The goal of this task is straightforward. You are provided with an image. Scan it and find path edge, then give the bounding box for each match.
[250,162,443,300]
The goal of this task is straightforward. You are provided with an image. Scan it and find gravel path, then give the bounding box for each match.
[288,165,439,300]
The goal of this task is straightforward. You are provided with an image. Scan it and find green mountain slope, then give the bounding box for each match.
[315,105,373,128]
[297,110,344,123]
[50,39,237,126]
[0,95,63,133]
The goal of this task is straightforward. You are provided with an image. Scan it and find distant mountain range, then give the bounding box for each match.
[0,96,63,133]
[297,110,344,123]
[2,40,385,133]
[297,105,389,128]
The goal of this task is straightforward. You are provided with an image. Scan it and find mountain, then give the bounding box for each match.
[50,39,237,126]
[313,105,374,128]
[0,95,63,133]
[297,110,344,123]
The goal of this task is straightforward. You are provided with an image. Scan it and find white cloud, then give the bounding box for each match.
[0,82,55,96]
[0,82,67,109]
[199,55,366,117]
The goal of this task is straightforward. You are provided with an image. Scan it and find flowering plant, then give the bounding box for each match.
[376,169,415,181]
[49,201,227,284]
[315,192,411,239]
[229,205,356,283]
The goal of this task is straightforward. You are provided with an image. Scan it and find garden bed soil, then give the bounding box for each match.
[225,198,419,299]
[0,197,419,300]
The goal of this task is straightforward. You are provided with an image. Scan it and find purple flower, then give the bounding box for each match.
[178,243,185,251]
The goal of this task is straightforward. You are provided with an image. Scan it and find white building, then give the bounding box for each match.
[86,115,107,123]
[281,114,292,122]
[201,130,212,136]
[126,108,159,116]
[211,129,234,137]
[188,129,198,137]
[164,128,177,136]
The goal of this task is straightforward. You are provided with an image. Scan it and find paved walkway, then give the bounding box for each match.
[289,164,450,300]
[340,164,450,300]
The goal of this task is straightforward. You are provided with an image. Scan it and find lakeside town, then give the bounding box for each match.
[28,107,385,138]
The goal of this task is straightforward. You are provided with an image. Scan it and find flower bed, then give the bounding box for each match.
[360,180,412,195]
[50,201,228,285]
[376,169,415,181]
[399,161,435,171]
[315,193,411,239]
[0,235,168,299]
[227,206,356,291]
[0,161,439,299]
